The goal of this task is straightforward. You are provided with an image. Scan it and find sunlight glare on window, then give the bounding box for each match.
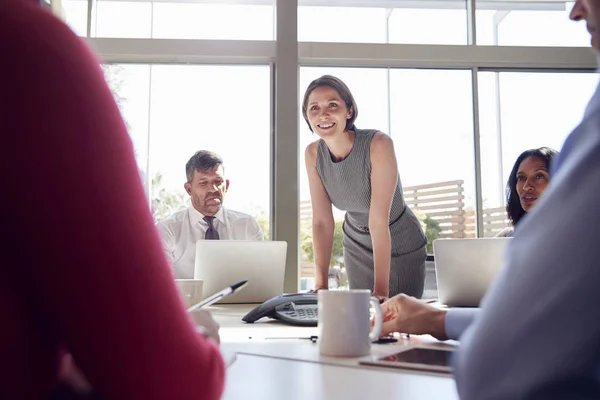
[152,3,274,40]
[298,3,467,44]
[476,2,589,46]
[61,0,88,36]
[94,0,274,40]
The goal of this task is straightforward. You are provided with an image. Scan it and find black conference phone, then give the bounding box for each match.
[242,293,318,327]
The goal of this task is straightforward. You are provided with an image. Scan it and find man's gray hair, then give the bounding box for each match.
[185,150,224,182]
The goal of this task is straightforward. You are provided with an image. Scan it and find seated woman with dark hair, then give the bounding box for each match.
[372,147,560,344]
[496,146,559,237]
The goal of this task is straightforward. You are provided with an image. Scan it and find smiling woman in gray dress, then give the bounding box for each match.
[303,75,427,300]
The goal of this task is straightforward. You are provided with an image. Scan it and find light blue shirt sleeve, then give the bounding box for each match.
[444,308,479,341]
[452,90,600,399]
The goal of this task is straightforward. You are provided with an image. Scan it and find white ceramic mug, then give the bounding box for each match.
[174,279,204,308]
[318,289,383,357]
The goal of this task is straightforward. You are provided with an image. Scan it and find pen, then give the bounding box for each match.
[187,280,249,312]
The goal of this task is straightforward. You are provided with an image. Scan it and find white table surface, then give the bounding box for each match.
[208,303,460,399]
[223,353,459,400]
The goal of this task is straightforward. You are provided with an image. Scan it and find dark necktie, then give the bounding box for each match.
[203,216,220,240]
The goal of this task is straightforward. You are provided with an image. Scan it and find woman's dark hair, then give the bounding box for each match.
[506,146,559,226]
[301,75,358,133]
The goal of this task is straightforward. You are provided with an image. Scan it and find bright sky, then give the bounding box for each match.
[61,0,597,219]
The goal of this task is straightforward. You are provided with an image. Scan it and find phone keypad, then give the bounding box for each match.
[274,301,319,326]
[283,305,318,320]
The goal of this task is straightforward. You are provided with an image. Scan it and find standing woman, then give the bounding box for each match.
[303,75,427,300]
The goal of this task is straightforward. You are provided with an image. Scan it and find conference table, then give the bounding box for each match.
[208,304,460,399]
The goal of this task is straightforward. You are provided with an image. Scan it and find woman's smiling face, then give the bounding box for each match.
[305,86,353,138]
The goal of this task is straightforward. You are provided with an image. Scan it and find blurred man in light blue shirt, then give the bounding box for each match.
[381,1,600,398]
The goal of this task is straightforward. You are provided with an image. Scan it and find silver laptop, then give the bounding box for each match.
[194,240,287,304]
[433,238,511,307]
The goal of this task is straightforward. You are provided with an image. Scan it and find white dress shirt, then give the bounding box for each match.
[156,206,264,279]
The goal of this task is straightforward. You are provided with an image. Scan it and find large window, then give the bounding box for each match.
[103,64,271,232]
[69,0,596,292]
[478,71,598,235]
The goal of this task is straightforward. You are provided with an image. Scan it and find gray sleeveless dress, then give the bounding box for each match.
[316,129,427,298]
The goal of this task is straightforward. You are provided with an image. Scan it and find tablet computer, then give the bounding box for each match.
[359,347,454,374]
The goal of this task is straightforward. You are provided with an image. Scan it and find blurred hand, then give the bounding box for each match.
[380,294,448,341]
[308,284,328,294]
[371,292,388,304]
[189,309,221,344]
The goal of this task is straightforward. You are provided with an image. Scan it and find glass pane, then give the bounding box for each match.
[299,67,389,291]
[298,7,388,43]
[152,3,274,40]
[389,69,475,245]
[388,7,467,45]
[94,0,274,40]
[101,64,150,195]
[390,69,474,300]
[61,0,88,36]
[476,1,589,46]
[298,2,467,44]
[101,64,271,234]
[478,72,598,236]
[95,1,152,38]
